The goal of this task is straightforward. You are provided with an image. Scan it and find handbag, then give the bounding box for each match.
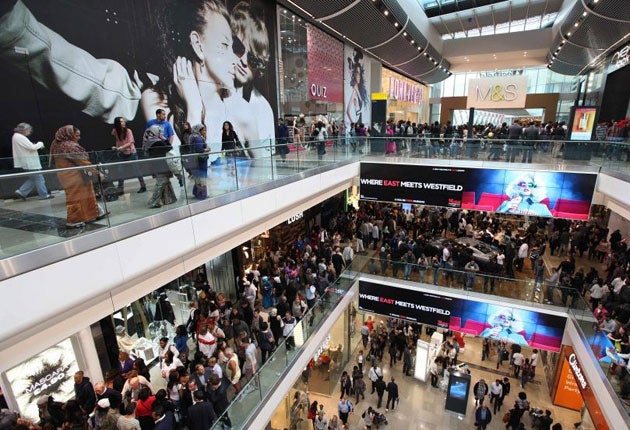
[502,412,510,423]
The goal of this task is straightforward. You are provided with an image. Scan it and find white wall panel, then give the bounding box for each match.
[0,165,359,359]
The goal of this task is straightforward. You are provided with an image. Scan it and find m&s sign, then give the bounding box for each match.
[467,76,528,109]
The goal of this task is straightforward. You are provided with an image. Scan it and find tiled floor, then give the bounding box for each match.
[276,329,584,430]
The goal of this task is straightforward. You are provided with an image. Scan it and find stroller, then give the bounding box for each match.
[373,410,388,428]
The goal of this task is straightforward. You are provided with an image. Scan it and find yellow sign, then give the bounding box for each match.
[371,92,387,100]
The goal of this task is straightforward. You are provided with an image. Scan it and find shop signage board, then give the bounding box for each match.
[306,24,343,103]
[556,346,609,429]
[466,76,528,109]
[358,280,567,352]
[552,357,583,410]
[359,163,597,220]
[610,44,630,72]
[382,68,426,104]
[5,338,80,422]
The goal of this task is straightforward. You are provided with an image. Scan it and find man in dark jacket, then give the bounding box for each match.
[207,375,231,428]
[374,377,386,409]
[187,390,216,430]
[73,371,96,415]
[94,381,122,411]
[385,377,398,411]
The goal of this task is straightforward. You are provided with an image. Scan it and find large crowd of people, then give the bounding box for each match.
[4,200,629,430]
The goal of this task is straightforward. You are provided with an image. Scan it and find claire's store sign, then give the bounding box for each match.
[611,44,630,71]
[467,76,528,109]
[388,77,424,104]
[568,353,587,389]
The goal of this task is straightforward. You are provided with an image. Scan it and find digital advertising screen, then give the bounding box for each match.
[569,107,598,141]
[449,301,566,352]
[359,280,455,328]
[445,372,471,416]
[6,338,80,422]
[359,163,597,220]
[359,280,567,352]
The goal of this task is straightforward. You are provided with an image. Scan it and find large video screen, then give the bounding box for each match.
[359,163,597,220]
[359,280,566,352]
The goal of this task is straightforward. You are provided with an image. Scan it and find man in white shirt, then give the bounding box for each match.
[517,241,529,271]
[368,364,383,394]
[371,223,380,249]
[512,351,525,378]
[12,123,53,200]
[489,379,503,414]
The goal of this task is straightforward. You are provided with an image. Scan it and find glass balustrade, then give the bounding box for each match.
[210,264,358,429]
[1,137,628,260]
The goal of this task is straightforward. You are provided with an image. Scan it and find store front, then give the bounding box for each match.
[268,297,360,429]
[380,68,429,125]
[90,261,239,376]
[278,7,344,136]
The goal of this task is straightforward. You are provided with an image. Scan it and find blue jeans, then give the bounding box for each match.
[18,169,49,198]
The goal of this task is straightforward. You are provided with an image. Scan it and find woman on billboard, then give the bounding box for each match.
[496,174,552,217]
[479,308,528,346]
[346,49,368,126]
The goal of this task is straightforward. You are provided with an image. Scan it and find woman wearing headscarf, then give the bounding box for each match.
[49,125,101,228]
[142,125,176,208]
[189,123,209,199]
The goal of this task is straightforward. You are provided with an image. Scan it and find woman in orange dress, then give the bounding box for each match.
[49,125,100,228]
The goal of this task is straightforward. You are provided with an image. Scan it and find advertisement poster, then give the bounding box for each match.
[553,358,584,411]
[445,372,471,416]
[0,0,278,157]
[359,163,597,220]
[359,280,566,351]
[570,107,597,141]
[344,44,371,128]
[6,338,80,421]
[358,280,455,328]
[306,24,343,103]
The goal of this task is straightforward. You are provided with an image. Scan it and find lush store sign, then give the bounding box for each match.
[467,76,528,109]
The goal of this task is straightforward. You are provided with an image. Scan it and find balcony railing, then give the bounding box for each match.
[0,137,627,261]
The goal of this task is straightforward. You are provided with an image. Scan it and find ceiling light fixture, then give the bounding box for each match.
[574,22,579,27]
[403,32,407,36]
[411,40,415,44]
[582,12,588,17]
[417,46,422,50]
[566,32,572,36]
[394,22,399,27]
[384,10,389,16]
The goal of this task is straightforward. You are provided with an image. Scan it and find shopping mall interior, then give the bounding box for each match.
[1,0,630,429]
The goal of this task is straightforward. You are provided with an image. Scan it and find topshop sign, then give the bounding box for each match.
[467,76,528,109]
[388,76,424,104]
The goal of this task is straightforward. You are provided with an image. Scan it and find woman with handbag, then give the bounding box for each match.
[189,124,209,199]
[142,125,177,208]
[49,125,104,228]
[221,121,243,176]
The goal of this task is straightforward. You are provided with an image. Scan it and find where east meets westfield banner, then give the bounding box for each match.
[360,163,465,207]
[358,280,454,327]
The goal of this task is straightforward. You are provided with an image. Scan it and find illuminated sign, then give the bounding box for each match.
[568,353,588,389]
[6,338,80,422]
[287,212,304,224]
[467,76,528,109]
[479,69,524,78]
[611,44,630,70]
[387,77,424,104]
